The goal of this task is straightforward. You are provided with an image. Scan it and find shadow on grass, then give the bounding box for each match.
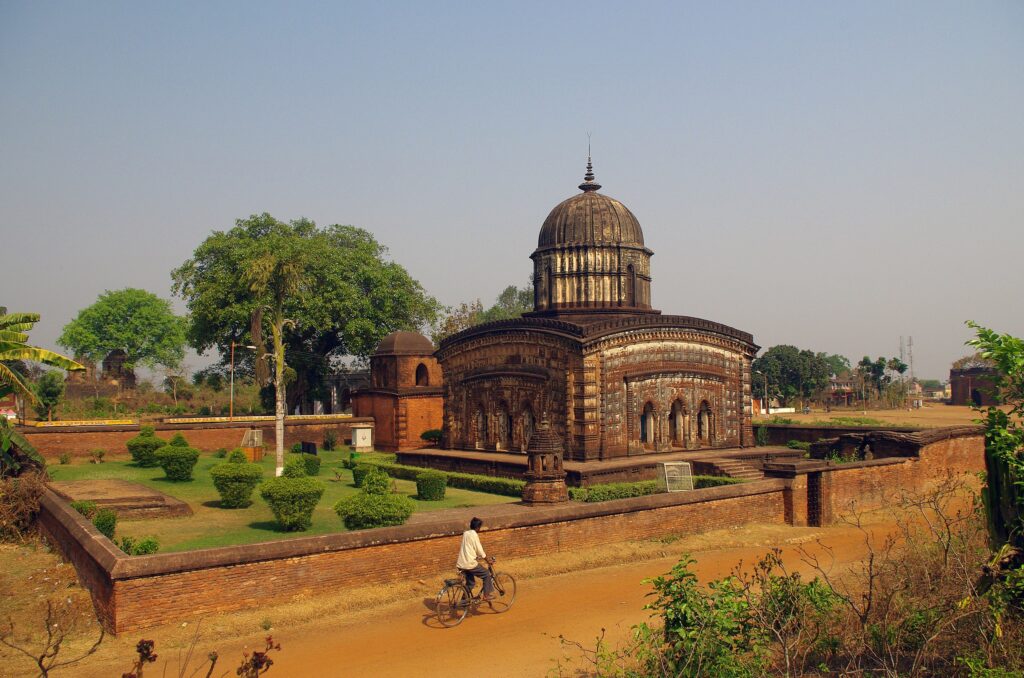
[248,519,288,533]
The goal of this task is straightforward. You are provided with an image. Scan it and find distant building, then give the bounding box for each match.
[949,367,999,406]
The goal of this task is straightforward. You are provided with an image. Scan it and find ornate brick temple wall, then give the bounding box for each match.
[437,160,758,460]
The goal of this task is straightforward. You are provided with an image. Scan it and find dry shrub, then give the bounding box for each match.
[0,471,47,542]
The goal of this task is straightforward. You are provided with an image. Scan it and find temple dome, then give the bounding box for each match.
[373,331,434,356]
[538,191,645,249]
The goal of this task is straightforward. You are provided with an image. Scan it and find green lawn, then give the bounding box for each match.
[48,450,517,552]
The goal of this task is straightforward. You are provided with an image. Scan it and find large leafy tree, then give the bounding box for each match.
[171,214,440,414]
[752,345,831,407]
[58,289,187,379]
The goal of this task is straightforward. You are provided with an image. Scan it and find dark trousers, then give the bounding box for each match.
[461,564,494,596]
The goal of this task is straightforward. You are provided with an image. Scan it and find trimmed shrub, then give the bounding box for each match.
[334,493,414,530]
[568,487,589,501]
[322,430,337,451]
[300,453,321,476]
[283,457,307,478]
[118,536,160,556]
[93,509,116,540]
[420,429,443,445]
[359,461,525,496]
[570,476,746,502]
[168,432,190,447]
[259,477,325,531]
[290,443,303,454]
[415,471,447,500]
[156,445,200,481]
[210,462,264,508]
[227,448,248,464]
[352,464,373,487]
[361,467,391,496]
[70,500,97,519]
[126,428,167,467]
[694,475,745,489]
[212,447,228,458]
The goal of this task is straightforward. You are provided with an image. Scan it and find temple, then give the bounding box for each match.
[432,159,759,460]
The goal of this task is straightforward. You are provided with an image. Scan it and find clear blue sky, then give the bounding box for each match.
[2,1,1021,380]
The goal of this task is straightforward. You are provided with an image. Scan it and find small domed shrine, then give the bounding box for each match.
[436,159,758,460]
[352,331,443,452]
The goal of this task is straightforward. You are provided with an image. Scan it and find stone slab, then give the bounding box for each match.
[49,480,192,519]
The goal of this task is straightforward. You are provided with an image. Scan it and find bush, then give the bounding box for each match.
[259,477,325,531]
[92,509,116,540]
[334,493,414,530]
[787,439,812,451]
[415,471,447,500]
[156,445,200,481]
[570,477,745,502]
[168,432,189,447]
[352,464,372,487]
[361,467,392,495]
[283,457,307,478]
[125,428,167,467]
[210,462,264,508]
[89,448,106,464]
[70,500,97,519]
[301,453,321,476]
[118,536,160,556]
[420,429,443,445]
[0,472,47,542]
[58,452,71,465]
[755,426,769,446]
[322,430,337,451]
[358,461,525,496]
[694,475,745,489]
[212,447,228,458]
[227,448,248,463]
[290,443,303,454]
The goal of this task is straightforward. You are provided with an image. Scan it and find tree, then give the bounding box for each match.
[58,289,187,381]
[171,214,440,448]
[432,281,533,343]
[818,353,851,377]
[752,345,831,407]
[953,352,996,370]
[0,309,83,409]
[32,371,65,421]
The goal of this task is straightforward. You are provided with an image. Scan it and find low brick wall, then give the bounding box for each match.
[21,417,373,459]
[755,423,920,446]
[39,480,787,633]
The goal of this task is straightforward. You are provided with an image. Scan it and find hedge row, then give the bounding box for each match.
[568,476,745,503]
[359,461,525,496]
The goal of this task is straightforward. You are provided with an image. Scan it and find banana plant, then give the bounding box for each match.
[0,308,84,406]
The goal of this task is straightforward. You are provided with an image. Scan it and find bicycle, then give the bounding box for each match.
[435,557,516,627]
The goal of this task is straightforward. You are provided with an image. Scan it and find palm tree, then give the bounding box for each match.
[0,308,84,407]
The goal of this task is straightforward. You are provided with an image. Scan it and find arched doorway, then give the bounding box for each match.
[697,400,713,445]
[640,402,656,447]
[669,400,687,447]
[496,401,510,450]
[474,405,487,450]
[415,363,429,386]
[971,388,982,407]
[520,403,534,452]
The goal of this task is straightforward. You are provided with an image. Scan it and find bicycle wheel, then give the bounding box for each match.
[436,583,470,627]
[487,572,517,613]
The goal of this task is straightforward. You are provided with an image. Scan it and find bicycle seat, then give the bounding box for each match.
[444,578,463,586]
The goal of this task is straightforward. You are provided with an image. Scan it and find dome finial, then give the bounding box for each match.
[579,135,601,192]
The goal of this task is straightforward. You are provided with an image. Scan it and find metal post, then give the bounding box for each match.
[229,341,236,421]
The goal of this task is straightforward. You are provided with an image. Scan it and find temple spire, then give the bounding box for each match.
[578,154,602,193]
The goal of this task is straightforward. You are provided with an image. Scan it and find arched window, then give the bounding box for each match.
[669,400,686,446]
[415,363,429,386]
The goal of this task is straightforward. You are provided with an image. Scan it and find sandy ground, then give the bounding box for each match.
[2,515,912,678]
[755,403,982,429]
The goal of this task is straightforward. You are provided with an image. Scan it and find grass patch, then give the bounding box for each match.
[48,449,517,552]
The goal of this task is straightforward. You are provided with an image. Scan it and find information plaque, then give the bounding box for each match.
[657,461,694,493]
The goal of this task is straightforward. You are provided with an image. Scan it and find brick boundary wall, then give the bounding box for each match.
[756,423,921,446]
[20,417,374,459]
[37,426,985,634]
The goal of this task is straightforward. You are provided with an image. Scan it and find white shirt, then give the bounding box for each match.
[456,529,487,570]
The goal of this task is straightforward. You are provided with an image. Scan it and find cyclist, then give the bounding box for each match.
[457,517,495,600]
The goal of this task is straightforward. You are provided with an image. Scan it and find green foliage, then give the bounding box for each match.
[212,447,228,458]
[433,282,532,342]
[32,370,65,420]
[415,471,447,500]
[568,477,744,502]
[0,308,84,407]
[92,509,116,540]
[171,214,441,412]
[752,345,833,406]
[420,429,443,444]
[301,453,320,476]
[168,432,189,447]
[58,452,71,465]
[282,456,307,478]
[69,500,97,519]
[57,288,187,370]
[322,430,337,451]
[357,460,526,496]
[155,445,200,481]
[0,418,45,478]
[360,466,391,495]
[118,535,160,556]
[210,462,264,508]
[967,322,1024,551]
[290,442,303,454]
[787,439,812,451]
[351,464,372,487]
[755,426,769,447]
[227,448,248,463]
[333,492,414,530]
[259,476,325,531]
[89,448,106,463]
[125,429,168,467]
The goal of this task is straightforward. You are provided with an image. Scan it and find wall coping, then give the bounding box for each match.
[20,417,374,435]
[40,479,786,581]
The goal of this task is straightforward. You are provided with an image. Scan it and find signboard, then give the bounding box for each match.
[657,462,694,493]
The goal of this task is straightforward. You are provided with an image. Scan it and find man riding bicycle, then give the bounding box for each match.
[457,517,495,600]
